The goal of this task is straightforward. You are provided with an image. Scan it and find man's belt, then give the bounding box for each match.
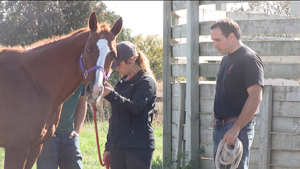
[214,117,238,126]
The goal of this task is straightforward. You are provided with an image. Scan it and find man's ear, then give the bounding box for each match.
[228,32,235,41]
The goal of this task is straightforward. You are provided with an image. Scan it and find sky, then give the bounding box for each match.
[102,2,247,38]
[103,1,163,38]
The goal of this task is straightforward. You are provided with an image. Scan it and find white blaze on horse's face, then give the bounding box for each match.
[92,39,110,102]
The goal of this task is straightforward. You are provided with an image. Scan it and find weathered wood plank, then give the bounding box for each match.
[163,1,172,160]
[176,83,186,168]
[271,150,300,167]
[172,83,216,98]
[272,117,300,134]
[185,2,199,165]
[172,19,300,38]
[254,115,300,134]
[271,132,300,151]
[273,86,300,101]
[260,56,300,63]
[258,85,272,169]
[227,11,297,20]
[172,63,300,79]
[173,41,300,57]
[273,101,300,117]
[172,1,247,11]
[172,97,213,114]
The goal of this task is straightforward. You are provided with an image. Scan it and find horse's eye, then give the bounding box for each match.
[86,48,90,53]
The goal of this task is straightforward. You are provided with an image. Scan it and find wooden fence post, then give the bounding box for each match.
[186,1,199,167]
[258,85,273,169]
[163,1,172,162]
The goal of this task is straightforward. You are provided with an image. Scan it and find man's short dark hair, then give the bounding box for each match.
[210,18,241,40]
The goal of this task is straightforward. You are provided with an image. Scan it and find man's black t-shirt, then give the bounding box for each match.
[214,46,264,120]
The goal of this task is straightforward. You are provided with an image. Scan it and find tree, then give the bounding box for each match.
[229,1,291,16]
[0,1,133,47]
[247,1,291,16]
[132,34,163,80]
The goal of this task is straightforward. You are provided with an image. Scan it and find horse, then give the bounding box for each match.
[0,12,122,169]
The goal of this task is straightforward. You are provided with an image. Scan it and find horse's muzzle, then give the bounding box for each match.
[85,82,103,103]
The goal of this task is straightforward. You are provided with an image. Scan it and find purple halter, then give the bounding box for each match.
[79,53,110,80]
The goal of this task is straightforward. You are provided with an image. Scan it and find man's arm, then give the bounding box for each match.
[69,96,87,138]
[222,84,263,146]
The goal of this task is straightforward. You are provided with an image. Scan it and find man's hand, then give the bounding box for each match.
[69,130,79,139]
[211,115,215,127]
[222,127,239,147]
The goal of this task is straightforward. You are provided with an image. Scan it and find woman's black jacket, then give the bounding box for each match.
[104,70,157,151]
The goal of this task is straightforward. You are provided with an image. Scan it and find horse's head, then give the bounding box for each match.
[80,12,122,103]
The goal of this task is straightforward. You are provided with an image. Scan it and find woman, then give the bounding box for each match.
[102,41,157,169]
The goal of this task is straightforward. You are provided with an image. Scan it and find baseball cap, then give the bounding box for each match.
[111,41,137,69]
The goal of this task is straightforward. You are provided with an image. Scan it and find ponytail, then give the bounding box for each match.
[135,51,157,84]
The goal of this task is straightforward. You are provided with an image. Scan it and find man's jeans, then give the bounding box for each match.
[37,132,83,169]
[213,120,255,169]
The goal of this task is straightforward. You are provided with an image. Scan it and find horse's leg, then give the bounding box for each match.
[4,145,29,169]
[24,144,43,169]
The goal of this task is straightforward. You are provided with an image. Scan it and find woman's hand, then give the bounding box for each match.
[103,151,110,162]
[102,82,113,97]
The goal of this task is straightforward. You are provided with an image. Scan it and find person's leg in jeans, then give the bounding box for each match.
[37,135,60,169]
[58,134,83,169]
[125,147,154,169]
[213,120,255,169]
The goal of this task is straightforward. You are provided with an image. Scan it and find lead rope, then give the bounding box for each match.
[215,138,243,169]
[92,103,110,169]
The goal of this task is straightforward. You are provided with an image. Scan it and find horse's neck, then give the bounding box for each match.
[23,30,89,106]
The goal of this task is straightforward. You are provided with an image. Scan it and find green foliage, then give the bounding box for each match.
[152,146,205,169]
[0,1,133,47]
[229,1,291,16]
[132,34,163,80]
[248,1,291,16]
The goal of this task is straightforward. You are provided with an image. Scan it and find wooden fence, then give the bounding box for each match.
[163,1,300,168]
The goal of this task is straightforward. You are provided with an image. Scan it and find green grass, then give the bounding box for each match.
[0,122,163,169]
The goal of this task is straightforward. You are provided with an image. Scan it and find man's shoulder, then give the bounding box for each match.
[243,46,259,57]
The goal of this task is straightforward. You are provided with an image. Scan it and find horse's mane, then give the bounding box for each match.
[0,27,89,51]
[0,22,111,52]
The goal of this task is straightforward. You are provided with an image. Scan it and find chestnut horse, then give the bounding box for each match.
[0,12,122,169]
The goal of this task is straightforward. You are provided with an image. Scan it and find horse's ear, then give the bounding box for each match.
[110,17,123,38]
[89,12,98,32]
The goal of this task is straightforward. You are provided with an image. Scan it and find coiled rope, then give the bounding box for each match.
[215,138,243,169]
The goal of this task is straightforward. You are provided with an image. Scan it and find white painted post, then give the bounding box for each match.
[291,1,300,39]
[291,1,300,16]
[258,85,273,169]
[186,1,200,167]
[216,3,226,11]
[163,0,172,163]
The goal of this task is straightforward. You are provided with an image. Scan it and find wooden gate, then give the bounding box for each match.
[163,1,300,168]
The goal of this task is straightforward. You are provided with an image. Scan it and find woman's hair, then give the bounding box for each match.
[124,50,157,83]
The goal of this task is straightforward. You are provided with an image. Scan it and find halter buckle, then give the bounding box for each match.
[84,70,88,79]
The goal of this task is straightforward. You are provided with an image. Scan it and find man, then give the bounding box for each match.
[37,83,87,169]
[210,18,264,169]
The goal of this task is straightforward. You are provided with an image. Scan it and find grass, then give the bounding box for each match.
[80,122,163,169]
[0,122,163,169]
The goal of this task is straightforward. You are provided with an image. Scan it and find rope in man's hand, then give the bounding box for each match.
[215,138,243,169]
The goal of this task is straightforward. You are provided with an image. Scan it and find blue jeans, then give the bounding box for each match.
[213,120,255,169]
[37,132,83,169]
